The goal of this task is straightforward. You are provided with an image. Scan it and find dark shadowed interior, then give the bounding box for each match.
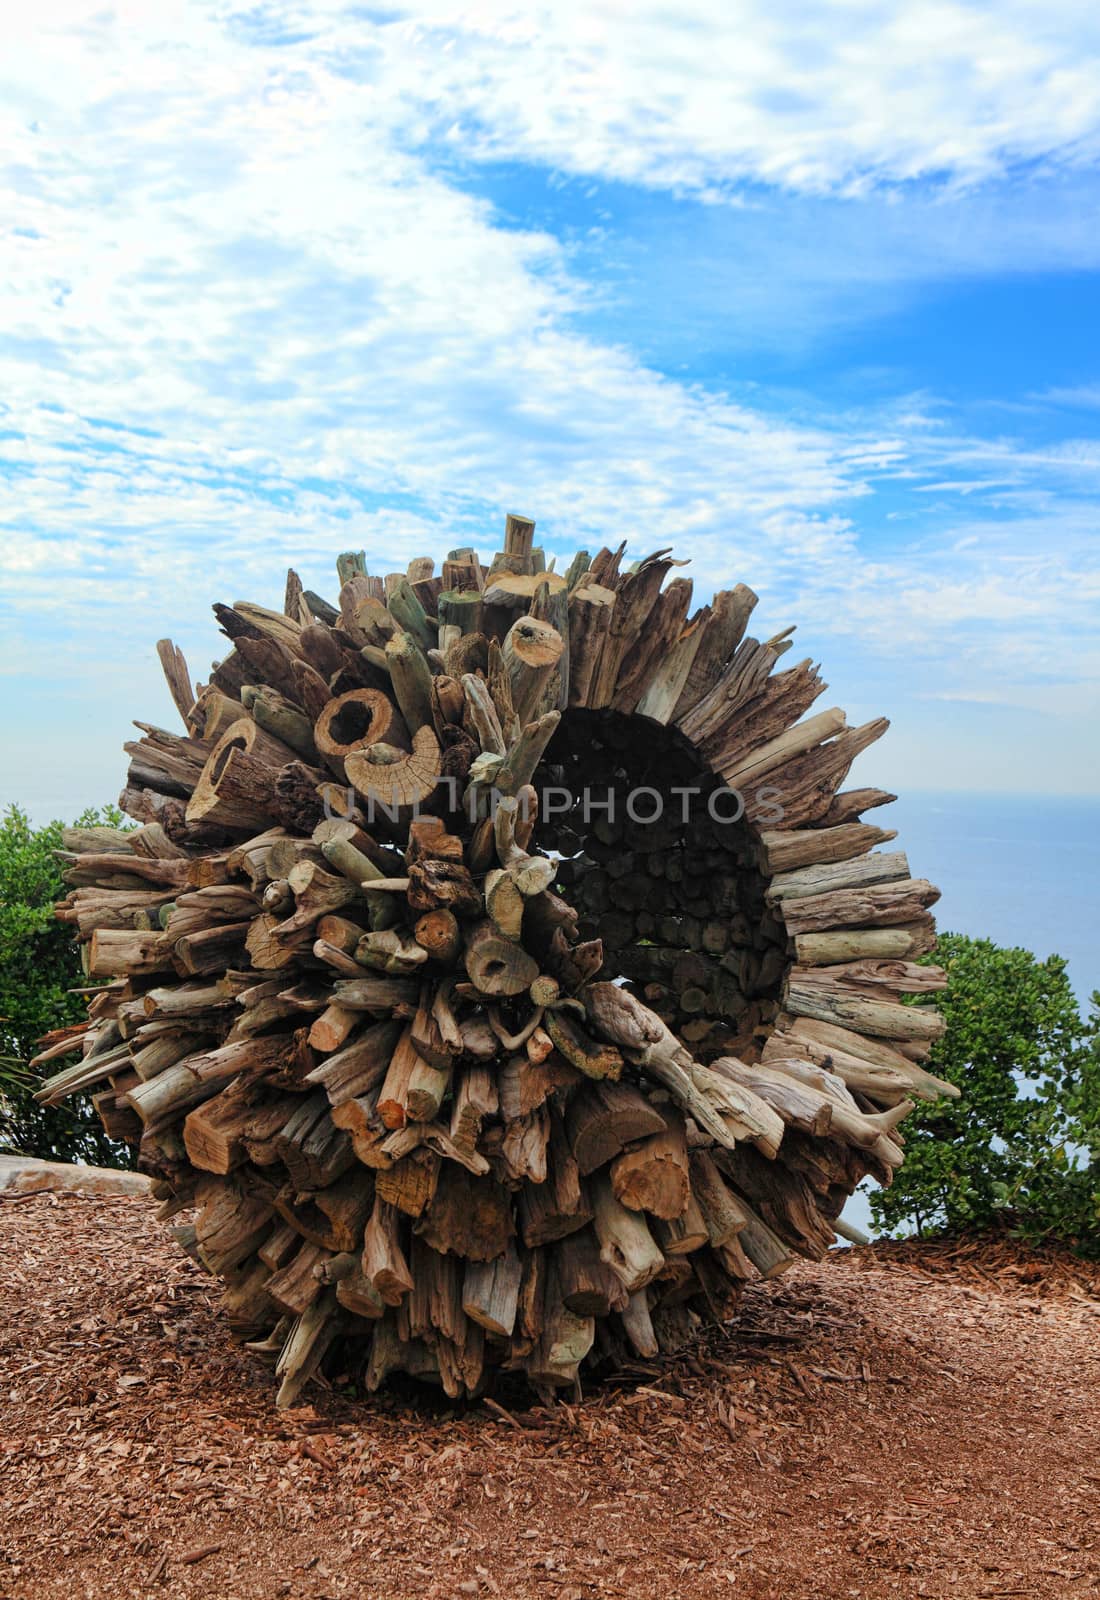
[536,709,790,1064]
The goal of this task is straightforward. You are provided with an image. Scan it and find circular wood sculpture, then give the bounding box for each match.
[37,517,956,1407]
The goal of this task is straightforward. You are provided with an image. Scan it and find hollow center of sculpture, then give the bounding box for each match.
[537,709,788,1065]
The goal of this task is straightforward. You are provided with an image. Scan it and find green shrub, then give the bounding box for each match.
[0,803,133,1167]
[871,933,1100,1255]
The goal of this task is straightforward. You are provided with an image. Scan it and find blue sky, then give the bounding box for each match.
[2,0,1100,819]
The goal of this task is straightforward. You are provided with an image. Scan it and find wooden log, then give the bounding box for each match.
[778,878,941,935]
[307,1003,359,1053]
[356,928,428,975]
[609,1106,690,1219]
[613,577,693,716]
[767,1014,959,1102]
[499,1102,551,1184]
[183,1083,258,1173]
[384,632,435,736]
[387,577,436,654]
[345,725,440,826]
[708,1058,833,1137]
[275,1290,341,1409]
[240,684,319,763]
[414,908,462,964]
[817,787,897,826]
[464,921,539,997]
[87,929,174,979]
[567,583,616,707]
[766,850,910,904]
[334,1260,386,1320]
[186,719,297,831]
[793,926,932,965]
[265,1239,326,1316]
[688,1151,750,1246]
[305,1019,402,1106]
[156,639,195,725]
[462,1240,523,1336]
[745,718,891,829]
[272,1093,356,1189]
[193,1176,276,1275]
[409,858,482,917]
[543,1007,623,1081]
[495,711,560,797]
[672,585,757,723]
[315,688,409,778]
[377,1026,429,1129]
[375,1148,441,1217]
[783,979,945,1043]
[619,1290,659,1357]
[331,975,420,1013]
[502,615,564,726]
[589,555,676,708]
[362,1198,413,1304]
[277,1168,374,1253]
[566,1079,666,1176]
[651,1191,709,1256]
[449,1062,498,1154]
[635,605,709,724]
[126,1034,295,1130]
[718,1191,797,1279]
[789,958,947,996]
[439,588,484,640]
[721,706,847,790]
[413,1167,515,1262]
[757,821,898,874]
[556,1228,629,1315]
[527,1257,594,1389]
[590,1173,664,1292]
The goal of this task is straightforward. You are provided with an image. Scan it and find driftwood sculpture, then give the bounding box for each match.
[35,516,953,1406]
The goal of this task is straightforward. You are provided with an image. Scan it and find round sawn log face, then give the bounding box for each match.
[39,529,951,1408]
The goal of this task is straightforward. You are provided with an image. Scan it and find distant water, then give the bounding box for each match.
[888,791,1099,1005]
[840,789,1099,1237]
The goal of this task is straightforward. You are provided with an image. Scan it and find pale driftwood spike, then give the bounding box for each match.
[384,631,435,735]
[567,581,616,707]
[766,849,910,905]
[757,821,898,874]
[792,926,931,965]
[671,585,758,723]
[720,706,847,789]
[156,639,196,726]
[635,606,710,724]
[777,877,941,936]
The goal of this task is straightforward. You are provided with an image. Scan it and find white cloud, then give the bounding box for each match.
[342,0,1100,197]
[0,0,1098,810]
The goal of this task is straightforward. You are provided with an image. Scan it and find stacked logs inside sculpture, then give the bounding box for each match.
[34,517,955,1407]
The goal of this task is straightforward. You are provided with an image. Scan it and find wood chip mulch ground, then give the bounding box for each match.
[1,1193,1097,1600]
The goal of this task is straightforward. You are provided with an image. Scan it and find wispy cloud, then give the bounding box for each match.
[357,0,1100,196]
[1,1,1098,810]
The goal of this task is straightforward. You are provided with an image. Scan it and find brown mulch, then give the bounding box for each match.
[1,1195,1097,1600]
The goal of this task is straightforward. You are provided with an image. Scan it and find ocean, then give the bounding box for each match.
[887,790,1099,1004]
[839,790,1100,1235]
